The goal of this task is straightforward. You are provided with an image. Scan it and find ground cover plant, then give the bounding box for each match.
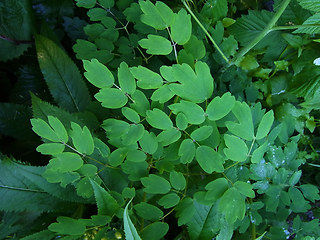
[1,0,320,239]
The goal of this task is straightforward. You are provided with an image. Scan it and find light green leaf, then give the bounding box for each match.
[219,187,246,224]
[184,35,206,60]
[31,118,60,142]
[176,113,188,130]
[141,222,169,240]
[158,193,180,209]
[126,149,146,163]
[191,126,213,141]
[109,148,128,167]
[121,124,145,145]
[205,178,229,201]
[35,34,91,112]
[225,101,254,141]
[48,216,86,236]
[36,143,65,155]
[141,174,171,194]
[156,128,181,146]
[178,139,196,164]
[139,35,172,55]
[151,84,175,104]
[146,108,173,130]
[47,116,68,143]
[169,100,205,124]
[170,171,186,191]
[102,119,130,138]
[122,107,140,123]
[78,164,98,177]
[196,146,224,173]
[206,92,235,121]
[234,181,255,198]
[171,9,192,45]
[134,202,163,220]
[90,179,120,215]
[251,141,268,163]
[118,62,136,95]
[47,152,83,173]
[139,0,174,30]
[167,62,213,103]
[95,88,128,109]
[123,200,142,240]
[70,122,94,155]
[256,110,274,140]
[139,131,158,154]
[224,134,248,162]
[83,58,114,88]
[130,66,163,89]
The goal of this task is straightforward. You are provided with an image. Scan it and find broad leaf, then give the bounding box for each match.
[176,113,188,130]
[169,100,205,124]
[191,126,213,141]
[70,122,94,155]
[158,193,180,208]
[36,143,65,155]
[234,181,255,198]
[118,62,136,95]
[196,146,224,173]
[224,134,248,162]
[35,34,91,112]
[170,171,186,191]
[122,107,140,123]
[126,149,146,163]
[31,118,61,142]
[256,110,274,140]
[146,108,173,130]
[95,88,128,109]
[123,200,142,240]
[83,58,114,88]
[151,85,175,104]
[206,92,235,121]
[48,217,86,236]
[297,0,320,12]
[48,116,68,143]
[130,66,163,89]
[251,141,268,163]
[139,131,158,154]
[141,174,171,194]
[157,128,181,146]
[139,35,172,55]
[205,178,229,201]
[134,202,163,220]
[141,222,169,240]
[178,139,196,164]
[171,9,192,45]
[47,152,83,173]
[293,12,320,34]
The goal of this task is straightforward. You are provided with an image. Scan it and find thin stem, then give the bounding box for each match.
[0,35,33,45]
[231,0,291,65]
[181,0,229,64]
[0,184,46,193]
[166,27,179,64]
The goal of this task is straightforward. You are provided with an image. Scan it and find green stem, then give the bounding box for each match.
[271,24,320,31]
[181,0,229,64]
[231,0,291,65]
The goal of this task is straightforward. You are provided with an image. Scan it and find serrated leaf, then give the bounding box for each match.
[293,12,320,34]
[234,181,255,198]
[123,200,142,240]
[256,110,274,140]
[146,108,173,130]
[178,139,196,164]
[70,122,94,155]
[205,178,229,201]
[48,116,68,143]
[191,126,213,141]
[224,134,248,162]
[134,202,163,220]
[157,128,181,146]
[171,9,192,45]
[169,100,205,125]
[122,107,140,123]
[219,187,246,224]
[83,58,114,88]
[196,146,224,173]
[48,216,86,236]
[95,88,128,109]
[158,193,180,209]
[170,171,186,191]
[139,35,172,55]
[206,92,235,121]
[141,174,171,194]
[297,0,320,12]
[35,34,91,112]
[90,179,119,215]
[130,66,163,89]
[36,143,65,155]
[139,0,174,30]
[166,62,213,103]
[118,62,136,95]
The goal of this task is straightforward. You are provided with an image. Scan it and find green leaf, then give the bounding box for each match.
[156,128,181,146]
[78,164,98,177]
[123,200,142,240]
[141,174,171,194]
[288,187,311,213]
[299,184,320,202]
[35,34,91,112]
[83,58,114,88]
[234,181,255,198]
[122,107,140,123]
[70,122,94,155]
[0,0,32,61]
[126,149,146,163]
[176,198,195,226]
[139,0,174,30]
[139,131,158,154]
[226,101,254,141]
[170,171,186,191]
[158,193,180,208]
[176,113,188,130]
[256,110,274,140]
[251,141,268,163]
[224,134,248,162]
[297,0,320,11]
[130,66,163,89]
[48,216,86,236]
[191,126,213,141]
[184,35,206,60]
[293,13,320,34]
[102,119,130,139]
[219,187,246,224]
[75,0,96,8]
[151,85,175,104]
[206,92,235,121]
[289,170,302,186]
[36,143,65,155]
[130,90,150,117]
[171,9,192,45]
[121,124,145,145]
[200,0,228,23]
[178,139,196,164]
[141,222,169,240]
[95,88,128,109]
[118,62,136,95]
[169,100,205,124]
[90,179,120,215]
[31,118,60,142]
[205,178,229,201]
[98,0,114,8]
[134,202,163,220]
[48,152,83,173]
[48,116,68,143]
[139,35,172,55]
[109,148,127,167]
[196,146,224,173]
[166,62,213,103]
[146,108,173,130]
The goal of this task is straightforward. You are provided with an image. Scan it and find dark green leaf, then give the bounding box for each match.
[158,193,180,208]
[118,62,136,95]
[122,107,140,123]
[141,174,171,194]
[48,216,86,236]
[126,149,146,163]
[134,202,163,220]
[141,222,169,240]
[205,178,229,201]
[299,184,320,202]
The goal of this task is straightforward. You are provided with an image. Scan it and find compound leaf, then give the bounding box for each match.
[83,58,114,88]
[191,126,213,141]
[48,116,68,143]
[206,92,235,121]
[139,35,172,55]
[70,122,94,155]
[171,9,192,45]
[297,0,320,12]
[234,181,255,198]
[118,62,136,95]
[170,171,186,191]
[130,66,163,89]
[224,134,248,162]
[178,139,196,164]
[134,202,163,220]
[48,216,86,236]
